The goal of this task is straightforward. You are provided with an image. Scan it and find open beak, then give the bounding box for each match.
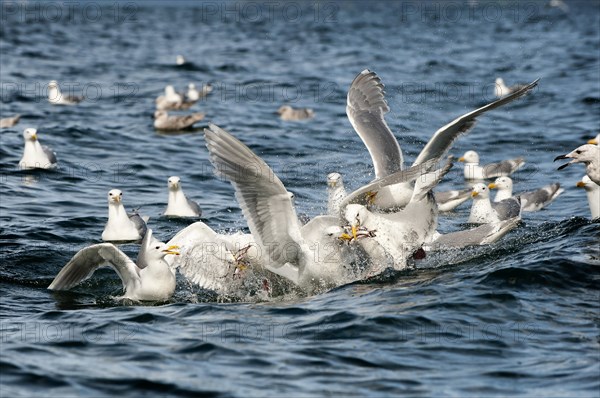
[163,245,180,255]
[588,138,598,145]
[554,154,573,170]
[327,181,336,188]
[576,181,586,188]
[458,157,465,162]
[488,183,497,189]
[471,191,479,198]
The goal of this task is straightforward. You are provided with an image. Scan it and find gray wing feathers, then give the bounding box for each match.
[484,157,525,178]
[128,212,148,238]
[493,197,522,220]
[339,158,438,210]
[434,188,471,203]
[48,244,140,292]
[347,69,404,177]
[186,196,202,216]
[204,124,303,267]
[42,146,57,164]
[413,79,539,169]
[428,217,519,249]
[520,183,562,211]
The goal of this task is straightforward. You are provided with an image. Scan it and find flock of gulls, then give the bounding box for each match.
[2,67,599,302]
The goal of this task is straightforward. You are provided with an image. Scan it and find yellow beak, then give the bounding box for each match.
[163,245,180,256]
[114,196,121,203]
[588,138,598,145]
[576,181,585,188]
[458,157,465,162]
[488,183,497,189]
[327,181,336,188]
[31,133,38,141]
[339,233,352,242]
[351,225,358,240]
[471,191,479,197]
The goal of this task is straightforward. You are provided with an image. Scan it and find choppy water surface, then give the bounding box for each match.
[1,1,599,396]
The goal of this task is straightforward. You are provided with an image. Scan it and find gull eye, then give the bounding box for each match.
[119,193,122,196]
[155,246,160,250]
[576,150,582,154]
[109,193,112,196]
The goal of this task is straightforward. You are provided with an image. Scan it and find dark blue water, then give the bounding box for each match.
[1,1,599,396]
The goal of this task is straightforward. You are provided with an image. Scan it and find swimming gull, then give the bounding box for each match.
[434,188,472,212]
[19,128,57,170]
[576,175,600,219]
[102,189,148,242]
[345,69,538,209]
[154,110,205,131]
[48,229,179,301]
[47,80,83,105]
[204,123,356,289]
[187,83,213,101]
[489,176,563,212]
[494,77,529,98]
[156,85,196,111]
[554,144,600,185]
[458,150,526,180]
[176,55,186,65]
[468,183,521,224]
[327,172,347,216]
[277,105,315,121]
[0,114,20,128]
[425,217,520,251]
[164,176,202,217]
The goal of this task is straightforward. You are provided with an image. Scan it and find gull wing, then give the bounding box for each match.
[48,243,140,292]
[346,69,404,177]
[204,124,305,271]
[413,79,539,170]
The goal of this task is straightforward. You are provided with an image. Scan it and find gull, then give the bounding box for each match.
[164,176,202,217]
[156,85,196,111]
[468,183,521,224]
[176,55,186,65]
[489,176,563,212]
[0,114,20,128]
[47,80,83,105]
[102,189,148,242]
[341,158,455,270]
[588,134,599,145]
[19,128,57,170]
[434,188,472,212]
[187,83,212,101]
[154,110,205,131]
[48,229,179,301]
[277,105,314,121]
[426,217,520,251]
[555,144,600,185]
[458,150,525,180]
[345,69,538,210]
[576,176,600,219]
[327,172,347,216]
[204,123,356,289]
[494,78,529,98]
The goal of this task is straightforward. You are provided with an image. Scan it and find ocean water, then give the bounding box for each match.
[1,0,599,396]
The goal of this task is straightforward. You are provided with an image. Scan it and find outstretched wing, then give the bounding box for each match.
[48,243,140,292]
[427,217,520,250]
[413,79,539,169]
[346,69,404,177]
[204,124,305,271]
[128,212,148,239]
